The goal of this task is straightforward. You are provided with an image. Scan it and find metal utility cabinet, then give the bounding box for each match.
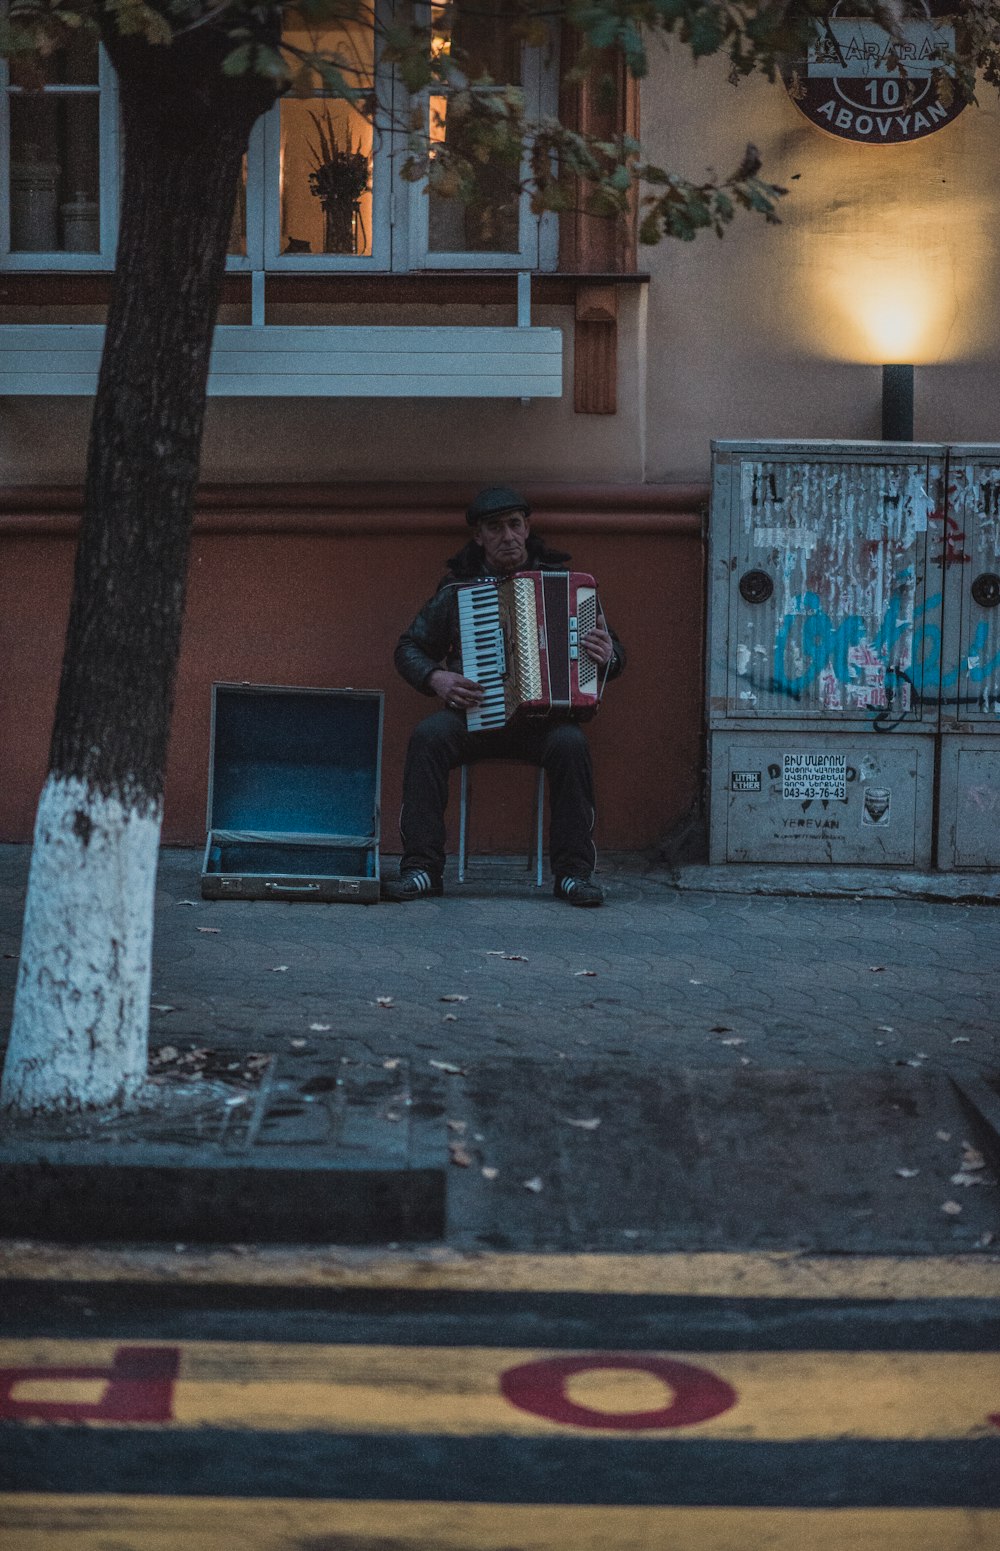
[708,440,1000,869]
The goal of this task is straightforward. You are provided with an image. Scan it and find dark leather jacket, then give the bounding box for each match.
[394,533,626,694]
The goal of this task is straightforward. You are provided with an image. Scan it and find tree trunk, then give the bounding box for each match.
[1,37,277,1114]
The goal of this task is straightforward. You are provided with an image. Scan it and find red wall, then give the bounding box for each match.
[0,484,707,855]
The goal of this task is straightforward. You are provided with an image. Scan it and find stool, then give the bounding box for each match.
[458,763,545,886]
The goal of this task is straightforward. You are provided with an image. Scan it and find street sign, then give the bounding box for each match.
[782,18,965,144]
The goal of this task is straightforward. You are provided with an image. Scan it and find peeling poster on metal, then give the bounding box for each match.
[862,787,892,826]
[782,752,847,801]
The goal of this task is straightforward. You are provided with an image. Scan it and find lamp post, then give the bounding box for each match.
[881,363,914,441]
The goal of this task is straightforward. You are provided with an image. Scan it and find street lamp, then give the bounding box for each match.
[881,363,914,441]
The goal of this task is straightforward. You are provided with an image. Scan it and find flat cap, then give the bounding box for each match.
[465,485,531,527]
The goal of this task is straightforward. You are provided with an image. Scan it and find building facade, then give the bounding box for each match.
[2,15,997,856]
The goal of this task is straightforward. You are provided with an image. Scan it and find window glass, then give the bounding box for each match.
[278,19,375,257]
[229,154,248,257]
[427,0,522,254]
[9,95,100,252]
[9,32,98,88]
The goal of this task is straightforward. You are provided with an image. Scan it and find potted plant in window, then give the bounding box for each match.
[307,106,370,255]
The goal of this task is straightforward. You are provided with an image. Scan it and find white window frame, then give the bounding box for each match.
[0,46,119,270]
[403,26,559,272]
[0,18,557,276]
[257,82,394,272]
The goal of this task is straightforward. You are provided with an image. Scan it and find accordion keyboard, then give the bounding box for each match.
[457,583,508,732]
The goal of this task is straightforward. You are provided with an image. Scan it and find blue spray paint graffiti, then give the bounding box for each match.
[771,582,1000,719]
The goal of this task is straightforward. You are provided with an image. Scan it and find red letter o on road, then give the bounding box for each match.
[500,1353,737,1431]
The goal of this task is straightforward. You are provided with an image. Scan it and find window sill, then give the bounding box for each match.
[0,270,650,309]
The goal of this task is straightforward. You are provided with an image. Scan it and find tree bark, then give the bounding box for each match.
[1,35,277,1114]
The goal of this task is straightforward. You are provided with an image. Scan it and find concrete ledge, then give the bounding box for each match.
[667,865,1000,905]
[0,1156,444,1244]
[0,1060,447,1245]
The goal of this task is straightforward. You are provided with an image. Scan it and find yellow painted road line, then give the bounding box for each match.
[3,1246,1000,1298]
[3,1340,1000,1439]
[2,1497,999,1551]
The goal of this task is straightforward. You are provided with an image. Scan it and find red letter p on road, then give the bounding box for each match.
[0,1345,180,1422]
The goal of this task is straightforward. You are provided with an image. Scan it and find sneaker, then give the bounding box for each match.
[381,869,444,903]
[554,874,604,908]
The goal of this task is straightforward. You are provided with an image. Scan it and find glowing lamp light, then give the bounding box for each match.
[857,293,925,366]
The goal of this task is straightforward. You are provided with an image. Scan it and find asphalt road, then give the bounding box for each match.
[2,1250,999,1548]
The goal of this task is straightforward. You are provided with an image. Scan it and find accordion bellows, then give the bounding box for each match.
[457,570,604,732]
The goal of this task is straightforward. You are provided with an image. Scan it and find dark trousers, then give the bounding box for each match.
[398,710,597,882]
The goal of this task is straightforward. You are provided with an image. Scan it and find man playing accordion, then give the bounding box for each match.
[383,485,625,907]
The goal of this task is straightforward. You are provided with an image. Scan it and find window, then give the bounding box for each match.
[0,36,119,269]
[411,0,558,270]
[1,8,556,273]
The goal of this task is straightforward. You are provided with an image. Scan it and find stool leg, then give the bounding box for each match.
[535,768,545,887]
[458,765,469,884]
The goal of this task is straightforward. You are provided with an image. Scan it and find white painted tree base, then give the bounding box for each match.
[1,775,161,1115]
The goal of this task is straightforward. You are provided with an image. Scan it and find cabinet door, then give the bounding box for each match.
[936,449,1000,868]
[709,443,943,728]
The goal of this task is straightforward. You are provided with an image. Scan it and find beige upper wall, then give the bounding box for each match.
[0,297,647,488]
[639,43,1000,478]
[6,44,1000,490]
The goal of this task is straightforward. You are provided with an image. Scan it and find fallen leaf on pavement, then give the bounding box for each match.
[502,954,529,961]
[441,994,469,1003]
[271,965,289,973]
[951,1171,989,1188]
[443,1013,458,1022]
[710,1025,733,1034]
[289,1038,308,1049]
[951,1037,971,1044]
[941,1200,963,1215]
[481,1166,499,1180]
[565,1117,601,1130]
[869,966,886,973]
[936,1131,952,1142]
[196,927,221,934]
[523,1176,543,1193]
[447,1120,467,1133]
[382,1058,401,1070]
[152,1046,178,1063]
[150,1004,175,1013]
[430,1060,466,1075]
[375,996,394,1008]
[177,900,198,907]
[895,1167,920,1179]
[721,1037,746,1047]
[449,1143,472,1167]
[309,1022,332,1033]
[962,1146,986,1170]
[574,970,597,977]
[876,1025,894,1033]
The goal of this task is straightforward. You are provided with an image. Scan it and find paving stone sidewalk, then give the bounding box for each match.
[0,844,996,1080]
[2,845,999,1252]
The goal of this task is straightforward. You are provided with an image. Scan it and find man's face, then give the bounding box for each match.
[476,511,530,576]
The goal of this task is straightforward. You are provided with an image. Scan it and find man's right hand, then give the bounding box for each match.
[428,669,484,712]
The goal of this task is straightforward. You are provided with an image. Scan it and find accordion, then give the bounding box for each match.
[457,570,606,733]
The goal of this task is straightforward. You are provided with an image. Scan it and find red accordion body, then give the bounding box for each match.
[457,570,605,732]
